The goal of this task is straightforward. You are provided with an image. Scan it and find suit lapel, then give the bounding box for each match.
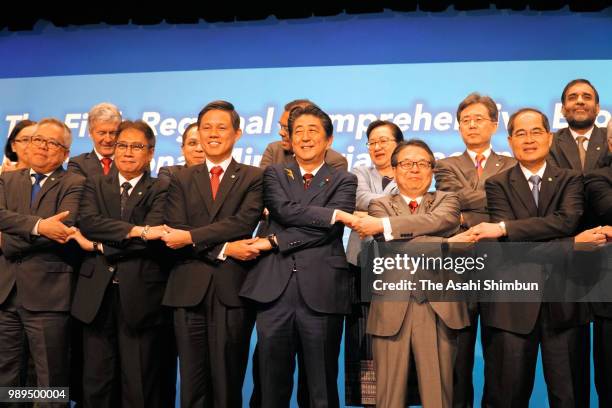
[509,165,538,216]
[537,164,558,216]
[17,169,32,213]
[209,159,241,220]
[31,168,64,211]
[123,175,152,221]
[458,152,478,185]
[557,129,582,171]
[481,151,504,182]
[585,128,606,171]
[193,163,213,216]
[303,164,333,205]
[389,194,408,216]
[101,174,121,218]
[418,193,435,215]
[284,160,305,203]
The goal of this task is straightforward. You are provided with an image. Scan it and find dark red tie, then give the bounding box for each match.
[101,157,112,175]
[409,200,419,214]
[303,173,314,190]
[475,154,485,179]
[210,166,223,200]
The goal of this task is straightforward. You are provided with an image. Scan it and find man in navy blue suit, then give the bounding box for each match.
[240,104,357,407]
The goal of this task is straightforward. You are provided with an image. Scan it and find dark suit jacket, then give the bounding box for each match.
[482,163,588,333]
[0,167,85,311]
[434,150,516,228]
[548,126,608,173]
[162,159,264,308]
[259,141,348,171]
[67,150,114,178]
[71,173,169,329]
[240,161,357,314]
[157,164,186,183]
[584,164,612,225]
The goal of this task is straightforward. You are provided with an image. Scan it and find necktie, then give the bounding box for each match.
[120,181,132,219]
[576,136,587,170]
[101,157,113,175]
[409,200,419,214]
[30,173,47,207]
[210,166,223,200]
[303,173,314,190]
[529,175,541,208]
[475,154,485,179]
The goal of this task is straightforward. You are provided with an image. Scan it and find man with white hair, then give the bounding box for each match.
[68,102,122,177]
[0,118,85,394]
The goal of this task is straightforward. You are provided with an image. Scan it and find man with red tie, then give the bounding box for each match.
[161,101,264,408]
[68,102,121,178]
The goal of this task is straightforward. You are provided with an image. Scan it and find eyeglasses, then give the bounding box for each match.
[459,116,495,127]
[30,136,67,151]
[511,129,547,139]
[13,137,31,144]
[278,123,289,133]
[396,159,432,170]
[366,138,394,149]
[114,142,150,152]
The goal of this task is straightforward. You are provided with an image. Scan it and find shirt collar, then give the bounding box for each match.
[206,156,232,174]
[93,148,113,161]
[400,194,423,205]
[519,162,546,182]
[298,161,325,178]
[466,146,492,164]
[118,173,144,190]
[569,126,594,141]
[29,169,54,178]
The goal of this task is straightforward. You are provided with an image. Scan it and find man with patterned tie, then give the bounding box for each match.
[240,104,357,407]
[548,79,608,173]
[68,102,122,178]
[161,100,264,408]
[468,108,589,407]
[433,92,515,407]
[0,118,85,395]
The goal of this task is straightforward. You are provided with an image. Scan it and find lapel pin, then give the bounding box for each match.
[548,177,552,182]
[596,147,601,151]
[138,191,142,195]
[495,163,500,167]
[231,174,236,179]
[51,178,55,181]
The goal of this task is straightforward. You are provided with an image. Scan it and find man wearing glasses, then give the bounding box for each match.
[433,93,515,408]
[0,118,85,395]
[68,102,122,178]
[259,99,348,171]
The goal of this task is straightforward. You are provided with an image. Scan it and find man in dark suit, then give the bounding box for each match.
[157,122,205,182]
[0,118,85,393]
[69,120,172,408]
[161,100,264,408]
[240,104,357,408]
[468,108,590,407]
[259,99,348,171]
[548,79,608,173]
[434,93,515,407]
[68,102,121,178]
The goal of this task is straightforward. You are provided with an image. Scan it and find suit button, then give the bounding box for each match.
[108,266,115,272]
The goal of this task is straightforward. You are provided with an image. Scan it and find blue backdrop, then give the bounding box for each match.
[1,7,611,407]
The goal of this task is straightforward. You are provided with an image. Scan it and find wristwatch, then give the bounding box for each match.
[92,241,101,253]
[267,234,279,250]
[498,221,507,237]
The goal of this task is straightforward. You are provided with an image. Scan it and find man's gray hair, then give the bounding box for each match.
[34,118,72,147]
[88,102,122,129]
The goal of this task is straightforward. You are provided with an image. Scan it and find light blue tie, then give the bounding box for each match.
[30,173,47,207]
[529,175,541,207]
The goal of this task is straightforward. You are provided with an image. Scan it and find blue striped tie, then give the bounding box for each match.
[30,173,47,207]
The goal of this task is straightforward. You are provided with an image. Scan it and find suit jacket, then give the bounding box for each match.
[67,150,115,178]
[584,164,612,225]
[0,167,85,311]
[435,150,516,228]
[259,141,348,171]
[240,161,357,314]
[365,191,470,336]
[548,126,608,173]
[162,159,264,308]
[157,164,186,183]
[346,165,398,266]
[482,162,588,333]
[71,173,169,329]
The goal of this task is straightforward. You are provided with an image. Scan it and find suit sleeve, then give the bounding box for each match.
[259,144,274,169]
[434,160,486,211]
[326,149,348,171]
[1,175,85,257]
[486,174,584,241]
[585,170,612,224]
[0,174,40,238]
[66,158,86,177]
[275,173,357,253]
[156,166,172,184]
[369,193,461,239]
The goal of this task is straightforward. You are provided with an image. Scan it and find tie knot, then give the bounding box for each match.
[528,175,541,186]
[101,157,112,166]
[210,166,224,176]
[303,173,314,182]
[475,154,485,165]
[121,181,132,192]
[32,173,47,184]
[409,200,419,213]
[576,136,588,144]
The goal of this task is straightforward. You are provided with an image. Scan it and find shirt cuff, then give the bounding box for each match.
[31,219,41,236]
[217,242,229,261]
[331,209,338,224]
[382,217,394,242]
